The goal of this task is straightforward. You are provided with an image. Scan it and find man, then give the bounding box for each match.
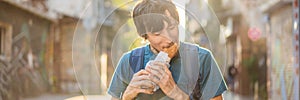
[108,0,227,100]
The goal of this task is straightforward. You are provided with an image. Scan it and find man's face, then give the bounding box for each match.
[146,11,179,52]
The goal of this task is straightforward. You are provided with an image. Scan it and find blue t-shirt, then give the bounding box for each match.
[108,42,227,100]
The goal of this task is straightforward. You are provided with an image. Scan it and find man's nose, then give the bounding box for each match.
[161,31,173,42]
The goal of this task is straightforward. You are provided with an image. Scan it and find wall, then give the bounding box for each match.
[0,1,51,98]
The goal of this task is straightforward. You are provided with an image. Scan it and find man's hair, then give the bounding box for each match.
[132,0,179,37]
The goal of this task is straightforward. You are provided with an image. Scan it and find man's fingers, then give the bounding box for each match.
[147,65,165,75]
[134,80,155,88]
[152,61,172,75]
[128,84,154,94]
[146,65,166,85]
[129,79,155,90]
[129,80,155,95]
[132,74,150,82]
[146,66,163,77]
[133,69,150,77]
[137,88,154,94]
[148,74,161,85]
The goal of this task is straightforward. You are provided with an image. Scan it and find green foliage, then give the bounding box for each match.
[129,37,146,50]
[242,55,258,82]
[112,0,136,10]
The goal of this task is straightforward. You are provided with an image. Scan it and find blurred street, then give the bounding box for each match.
[0,0,299,100]
[21,92,253,100]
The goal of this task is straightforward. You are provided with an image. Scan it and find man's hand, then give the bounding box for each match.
[122,70,154,100]
[145,61,189,100]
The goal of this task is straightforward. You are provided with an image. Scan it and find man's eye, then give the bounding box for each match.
[153,32,160,36]
[168,26,175,30]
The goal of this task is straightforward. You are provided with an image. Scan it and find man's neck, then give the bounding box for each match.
[150,45,159,55]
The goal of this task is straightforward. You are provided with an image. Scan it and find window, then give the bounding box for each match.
[0,22,12,60]
[0,26,6,56]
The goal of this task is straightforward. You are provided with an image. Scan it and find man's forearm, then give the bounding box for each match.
[167,86,189,100]
[173,91,189,100]
[122,91,136,100]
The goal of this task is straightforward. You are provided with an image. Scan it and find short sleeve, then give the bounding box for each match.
[198,48,228,99]
[107,53,132,99]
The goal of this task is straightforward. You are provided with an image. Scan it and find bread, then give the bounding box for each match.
[163,43,178,58]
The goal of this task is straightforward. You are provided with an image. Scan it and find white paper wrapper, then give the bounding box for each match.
[145,51,170,91]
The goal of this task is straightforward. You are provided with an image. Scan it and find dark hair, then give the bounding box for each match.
[132,0,179,37]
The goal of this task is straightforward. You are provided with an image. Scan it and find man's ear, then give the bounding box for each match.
[142,34,148,40]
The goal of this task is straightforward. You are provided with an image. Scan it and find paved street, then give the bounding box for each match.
[22,91,254,100]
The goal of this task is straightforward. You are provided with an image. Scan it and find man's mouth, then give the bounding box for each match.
[163,42,175,49]
[162,42,178,58]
